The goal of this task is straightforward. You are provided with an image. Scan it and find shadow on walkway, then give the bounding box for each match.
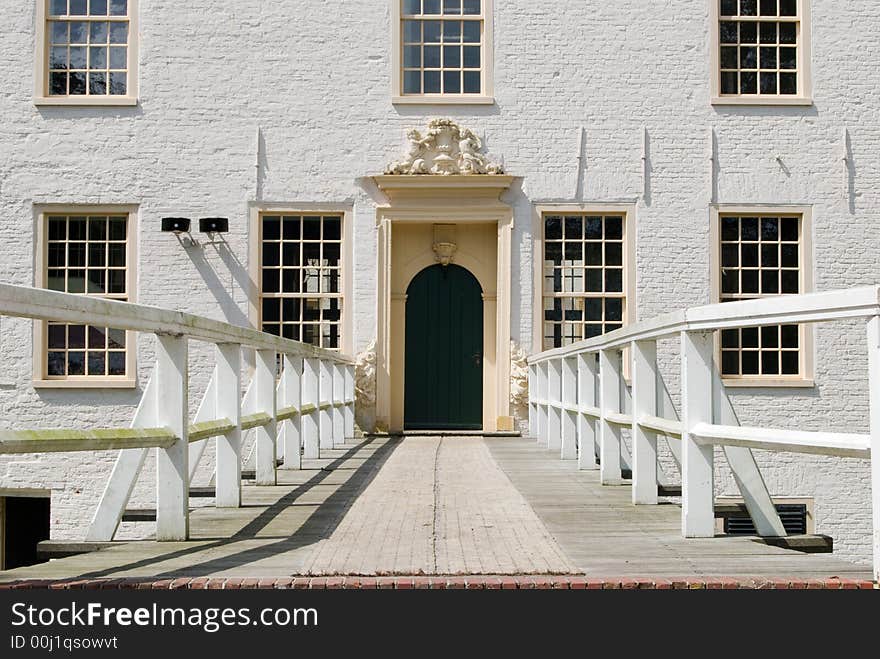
[73,437,402,579]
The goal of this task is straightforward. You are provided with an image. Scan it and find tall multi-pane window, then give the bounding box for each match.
[716,0,805,98]
[399,0,485,96]
[542,213,628,351]
[718,214,803,378]
[260,214,344,350]
[38,0,135,102]
[40,213,133,381]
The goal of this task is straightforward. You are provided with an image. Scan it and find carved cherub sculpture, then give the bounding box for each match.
[458,128,487,175]
[386,129,430,174]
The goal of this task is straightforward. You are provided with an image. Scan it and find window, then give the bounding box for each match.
[713,207,813,385]
[35,0,138,105]
[538,209,635,351]
[393,0,494,104]
[34,208,137,387]
[259,214,344,350]
[711,0,812,105]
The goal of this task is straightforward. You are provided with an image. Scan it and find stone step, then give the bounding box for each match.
[37,540,115,561]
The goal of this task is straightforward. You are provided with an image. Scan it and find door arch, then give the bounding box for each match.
[404,264,483,430]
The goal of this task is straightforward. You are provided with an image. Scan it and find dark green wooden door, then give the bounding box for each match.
[405,264,483,430]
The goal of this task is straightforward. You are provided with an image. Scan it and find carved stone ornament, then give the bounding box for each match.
[432,241,458,266]
[385,118,505,176]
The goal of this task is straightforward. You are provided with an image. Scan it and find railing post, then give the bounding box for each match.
[344,363,356,440]
[280,354,302,470]
[547,359,562,451]
[577,352,599,470]
[631,339,659,505]
[681,330,715,537]
[599,348,623,484]
[561,356,577,460]
[302,358,320,459]
[528,363,537,439]
[254,349,277,486]
[319,360,333,450]
[866,316,880,582]
[155,334,189,541]
[215,343,242,508]
[332,362,345,447]
[537,362,548,446]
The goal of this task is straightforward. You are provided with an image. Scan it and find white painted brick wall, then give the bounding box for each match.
[0,1,877,566]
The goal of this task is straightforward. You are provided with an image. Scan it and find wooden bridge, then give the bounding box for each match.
[0,283,877,586]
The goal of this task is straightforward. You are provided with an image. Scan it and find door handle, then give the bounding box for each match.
[471,353,482,367]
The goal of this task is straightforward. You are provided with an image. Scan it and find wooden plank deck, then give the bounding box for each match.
[0,435,871,582]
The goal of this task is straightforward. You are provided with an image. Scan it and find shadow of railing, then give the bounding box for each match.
[73,436,401,579]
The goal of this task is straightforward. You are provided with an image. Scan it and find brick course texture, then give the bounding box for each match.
[0,576,876,591]
[0,0,878,568]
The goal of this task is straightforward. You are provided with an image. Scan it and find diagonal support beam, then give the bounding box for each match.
[86,371,158,542]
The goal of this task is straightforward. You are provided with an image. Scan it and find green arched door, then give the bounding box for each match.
[405,264,483,430]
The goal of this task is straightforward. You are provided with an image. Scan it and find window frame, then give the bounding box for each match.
[391,0,495,105]
[709,0,812,106]
[710,204,815,387]
[532,203,637,355]
[32,204,139,389]
[248,204,354,355]
[34,0,139,107]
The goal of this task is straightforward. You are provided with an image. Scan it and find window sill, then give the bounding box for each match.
[34,96,138,107]
[722,378,815,389]
[711,96,813,107]
[33,378,137,390]
[392,95,495,106]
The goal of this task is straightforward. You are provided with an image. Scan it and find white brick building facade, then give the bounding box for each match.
[0,1,877,565]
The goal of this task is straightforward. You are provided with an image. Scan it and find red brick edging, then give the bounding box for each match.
[0,576,876,590]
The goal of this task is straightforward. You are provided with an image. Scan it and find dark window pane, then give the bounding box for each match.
[87,325,105,349]
[585,269,602,293]
[761,351,779,374]
[741,217,759,240]
[722,329,739,348]
[443,20,461,42]
[68,269,86,293]
[761,325,779,348]
[545,216,562,239]
[282,216,301,240]
[760,46,777,69]
[722,244,739,267]
[282,243,300,267]
[740,22,757,44]
[742,327,759,348]
[282,269,299,293]
[585,324,603,339]
[741,351,759,374]
[48,218,66,241]
[584,244,602,266]
[761,245,778,267]
[779,22,796,44]
[424,45,441,67]
[584,299,601,321]
[463,0,480,15]
[69,72,86,95]
[760,0,777,16]
[781,217,799,241]
[741,270,759,294]
[721,46,738,69]
[584,216,602,239]
[87,352,106,376]
[463,45,480,68]
[544,242,562,264]
[564,216,582,239]
[463,71,481,93]
[741,71,757,93]
[605,243,622,266]
[108,217,126,240]
[303,217,321,240]
[781,270,799,294]
[87,269,106,294]
[403,70,421,94]
[263,216,280,240]
[779,72,797,94]
[779,0,796,14]
[48,352,66,376]
[605,216,623,240]
[605,298,623,322]
[88,243,106,267]
[721,0,738,15]
[722,270,739,294]
[48,324,66,349]
[49,243,66,268]
[741,244,759,267]
[721,216,739,240]
[262,269,280,293]
[424,20,441,42]
[761,217,779,240]
[781,244,798,267]
[262,243,280,267]
[323,217,341,241]
[781,351,799,375]
[262,298,280,323]
[108,351,126,376]
[108,270,125,294]
[564,242,582,262]
[107,328,125,349]
[760,72,777,94]
[68,351,86,375]
[720,21,738,43]
[740,46,757,69]
[443,70,461,94]
[741,0,757,15]
[89,72,106,95]
[721,71,738,94]
[781,324,799,348]
[759,22,777,43]
[262,324,280,337]
[605,269,623,293]
[722,351,740,375]
[109,0,127,15]
[424,70,440,92]
[463,20,480,41]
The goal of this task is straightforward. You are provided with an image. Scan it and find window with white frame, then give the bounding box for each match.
[715,0,808,100]
[542,213,628,351]
[718,214,804,378]
[39,212,134,381]
[398,0,487,97]
[260,214,344,350]
[38,0,135,101]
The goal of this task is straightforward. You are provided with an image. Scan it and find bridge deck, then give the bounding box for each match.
[0,436,870,582]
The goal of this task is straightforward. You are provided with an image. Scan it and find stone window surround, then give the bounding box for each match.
[531,203,637,356]
[709,0,813,106]
[247,203,355,357]
[710,204,815,388]
[391,0,495,105]
[33,0,139,107]
[32,204,139,389]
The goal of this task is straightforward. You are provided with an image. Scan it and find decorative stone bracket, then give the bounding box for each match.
[385,118,505,176]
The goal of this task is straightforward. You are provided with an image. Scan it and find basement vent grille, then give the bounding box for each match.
[724,503,808,536]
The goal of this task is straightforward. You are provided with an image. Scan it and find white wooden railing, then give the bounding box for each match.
[528,287,880,581]
[0,283,356,543]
